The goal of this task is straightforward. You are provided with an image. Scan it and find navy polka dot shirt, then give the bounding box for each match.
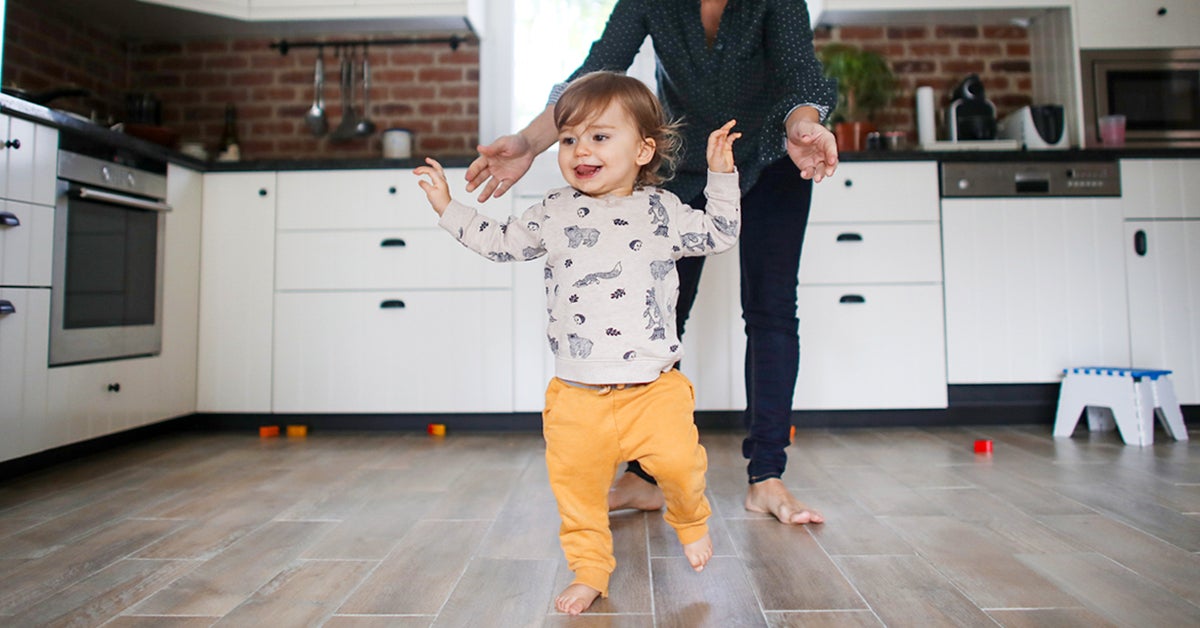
[551,0,836,202]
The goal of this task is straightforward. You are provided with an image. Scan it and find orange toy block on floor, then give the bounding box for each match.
[427,423,446,436]
[259,425,280,438]
[790,425,796,442]
[286,424,308,438]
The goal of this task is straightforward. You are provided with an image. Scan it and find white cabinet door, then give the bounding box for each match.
[942,197,1130,384]
[799,223,943,285]
[46,358,158,445]
[1125,221,1200,404]
[0,288,49,462]
[795,284,947,409]
[273,290,513,413]
[809,161,940,223]
[197,172,276,412]
[1077,0,1200,49]
[1,117,57,207]
[0,201,54,287]
[275,229,510,291]
[277,169,440,231]
[1120,159,1200,220]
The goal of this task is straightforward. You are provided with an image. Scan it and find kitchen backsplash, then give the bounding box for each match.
[5,0,1031,158]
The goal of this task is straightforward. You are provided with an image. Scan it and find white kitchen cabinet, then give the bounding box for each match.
[138,0,483,29]
[0,288,49,462]
[40,164,204,453]
[942,196,1129,384]
[794,161,947,409]
[0,201,53,288]
[814,0,1073,25]
[0,115,57,208]
[197,172,276,413]
[273,290,512,413]
[1121,159,1200,405]
[272,166,513,414]
[1076,0,1200,49]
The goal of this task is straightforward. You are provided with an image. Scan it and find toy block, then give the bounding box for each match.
[286,424,308,438]
[973,439,993,454]
[427,423,446,436]
[259,425,280,438]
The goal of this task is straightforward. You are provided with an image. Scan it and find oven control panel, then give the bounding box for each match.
[58,150,167,199]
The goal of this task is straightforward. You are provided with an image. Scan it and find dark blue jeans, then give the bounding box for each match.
[626,157,812,484]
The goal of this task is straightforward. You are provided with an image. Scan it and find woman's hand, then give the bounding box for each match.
[464,133,536,202]
[414,158,452,216]
[706,120,741,174]
[785,108,839,182]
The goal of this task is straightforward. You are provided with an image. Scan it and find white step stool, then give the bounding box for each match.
[1054,367,1189,446]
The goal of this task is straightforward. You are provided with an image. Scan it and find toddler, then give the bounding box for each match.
[414,71,740,615]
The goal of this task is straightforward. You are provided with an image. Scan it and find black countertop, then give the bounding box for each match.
[5,93,1198,172]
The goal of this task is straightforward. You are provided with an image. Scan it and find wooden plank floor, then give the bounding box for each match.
[1,425,1198,626]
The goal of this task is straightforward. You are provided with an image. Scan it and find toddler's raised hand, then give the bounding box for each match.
[414,157,452,216]
[706,120,741,174]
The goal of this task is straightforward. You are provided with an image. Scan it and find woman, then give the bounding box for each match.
[466,0,838,525]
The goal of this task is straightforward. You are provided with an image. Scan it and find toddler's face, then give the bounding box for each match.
[556,101,655,198]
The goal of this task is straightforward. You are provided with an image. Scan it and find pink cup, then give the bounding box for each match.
[1099,114,1126,147]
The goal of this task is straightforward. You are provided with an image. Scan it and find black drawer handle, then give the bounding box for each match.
[0,211,18,227]
[107,383,121,393]
[839,294,866,304]
[843,179,853,188]
[388,186,397,194]
[4,139,20,150]
[258,188,268,197]
[1134,230,1148,256]
[0,300,15,315]
[836,232,863,242]
[1157,7,1167,16]
[380,299,406,309]
[380,238,407,248]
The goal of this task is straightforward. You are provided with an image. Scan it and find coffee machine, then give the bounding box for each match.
[947,74,997,142]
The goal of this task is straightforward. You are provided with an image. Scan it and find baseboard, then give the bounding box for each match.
[5,384,1195,482]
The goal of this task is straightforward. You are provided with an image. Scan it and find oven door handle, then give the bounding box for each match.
[77,187,173,212]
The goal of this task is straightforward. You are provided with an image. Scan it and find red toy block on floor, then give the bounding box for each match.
[259,425,279,438]
[973,439,993,454]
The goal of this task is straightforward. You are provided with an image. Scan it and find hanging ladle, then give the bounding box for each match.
[355,44,377,137]
[304,45,328,137]
[330,45,360,141]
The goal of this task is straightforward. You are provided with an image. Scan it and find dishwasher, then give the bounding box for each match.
[939,160,1130,385]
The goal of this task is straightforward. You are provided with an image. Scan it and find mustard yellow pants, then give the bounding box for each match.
[542,369,711,598]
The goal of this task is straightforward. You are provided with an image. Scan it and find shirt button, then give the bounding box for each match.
[715,43,724,51]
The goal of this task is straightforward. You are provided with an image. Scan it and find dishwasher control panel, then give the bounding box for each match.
[941,161,1121,197]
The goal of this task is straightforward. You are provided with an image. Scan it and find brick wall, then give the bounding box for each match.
[816,23,1033,143]
[131,38,479,160]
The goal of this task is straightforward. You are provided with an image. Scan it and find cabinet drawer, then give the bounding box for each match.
[276,167,489,230]
[276,230,512,290]
[273,290,513,413]
[795,284,947,410]
[799,223,942,285]
[0,202,53,287]
[0,287,50,461]
[809,161,939,223]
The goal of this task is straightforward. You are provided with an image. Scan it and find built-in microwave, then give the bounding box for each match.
[1081,48,1200,148]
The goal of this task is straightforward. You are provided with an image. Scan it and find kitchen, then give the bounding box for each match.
[1,0,1199,625]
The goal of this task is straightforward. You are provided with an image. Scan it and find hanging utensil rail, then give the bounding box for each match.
[270,35,472,55]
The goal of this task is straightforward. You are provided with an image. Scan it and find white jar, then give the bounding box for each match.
[382,128,413,159]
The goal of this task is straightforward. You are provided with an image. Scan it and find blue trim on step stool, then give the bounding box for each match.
[1063,367,1173,380]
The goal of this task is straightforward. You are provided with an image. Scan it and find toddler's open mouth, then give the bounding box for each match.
[575,164,601,178]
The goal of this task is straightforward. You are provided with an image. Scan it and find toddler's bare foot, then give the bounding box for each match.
[607,472,665,512]
[555,583,601,616]
[683,533,713,572]
[744,478,824,525]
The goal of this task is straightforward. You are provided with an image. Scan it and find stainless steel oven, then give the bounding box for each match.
[50,138,171,366]
[1081,48,1200,148]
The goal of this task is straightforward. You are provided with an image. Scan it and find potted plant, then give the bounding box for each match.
[817,43,897,152]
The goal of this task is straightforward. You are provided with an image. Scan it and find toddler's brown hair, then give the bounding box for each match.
[554,71,681,187]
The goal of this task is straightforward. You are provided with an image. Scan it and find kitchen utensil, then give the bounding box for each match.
[355,46,377,137]
[305,47,328,137]
[946,74,997,141]
[330,47,360,141]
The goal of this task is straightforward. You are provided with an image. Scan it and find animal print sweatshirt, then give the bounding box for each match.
[438,170,740,385]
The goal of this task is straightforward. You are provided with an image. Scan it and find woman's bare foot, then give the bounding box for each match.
[555,583,601,616]
[744,478,825,525]
[683,534,713,572]
[607,472,665,512]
